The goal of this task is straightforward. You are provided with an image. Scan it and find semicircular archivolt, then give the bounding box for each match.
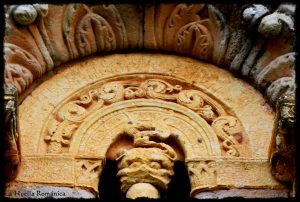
[5,4,295,107]
[18,53,274,158]
[39,76,251,158]
[69,99,222,159]
[15,53,280,195]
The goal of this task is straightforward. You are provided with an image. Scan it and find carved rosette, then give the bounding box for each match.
[186,160,217,196]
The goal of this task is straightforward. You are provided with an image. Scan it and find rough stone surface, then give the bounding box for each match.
[242,4,269,28]
[258,4,295,38]
[223,5,247,69]
[12,5,38,25]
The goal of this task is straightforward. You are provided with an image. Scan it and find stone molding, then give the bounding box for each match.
[4,3,295,107]
[14,155,282,196]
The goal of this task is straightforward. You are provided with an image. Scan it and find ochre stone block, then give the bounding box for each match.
[13,54,284,197]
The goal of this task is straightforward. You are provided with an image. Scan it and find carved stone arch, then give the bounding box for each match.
[6,53,286,198]
[4,3,295,199]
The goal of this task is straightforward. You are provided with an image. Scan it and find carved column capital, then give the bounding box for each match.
[116,123,177,199]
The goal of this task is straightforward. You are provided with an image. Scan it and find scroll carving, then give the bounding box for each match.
[44,78,232,153]
[212,116,246,157]
[43,78,249,157]
[178,90,217,123]
[270,95,295,183]
[4,84,20,181]
[45,91,104,153]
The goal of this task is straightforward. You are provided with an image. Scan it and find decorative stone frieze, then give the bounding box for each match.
[42,78,250,157]
[4,3,295,108]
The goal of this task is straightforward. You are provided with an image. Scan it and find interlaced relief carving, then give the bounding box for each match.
[43,78,248,157]
[76,159,104,191]
[115,122,177,198]
[212,116,245,157]
[10,52,284,198]
[187,160,217,193]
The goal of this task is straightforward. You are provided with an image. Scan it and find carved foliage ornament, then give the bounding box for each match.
[211,116,244,157]
[154,4,214,61]
[5,4,129,95]
[44,78,248,158]
[187,160,217,194]
[76,159,104,191]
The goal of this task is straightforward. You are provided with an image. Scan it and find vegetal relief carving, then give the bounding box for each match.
[212,116,247,157]
[4,3,296,113]
[4,4,129,95]
[44,91,104,153]
[4,43,40,94]
[9,53,283,197]
[43,78,248,157]
[146,4,214,61]
[75,159,104,191]
[187,160,217,193]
